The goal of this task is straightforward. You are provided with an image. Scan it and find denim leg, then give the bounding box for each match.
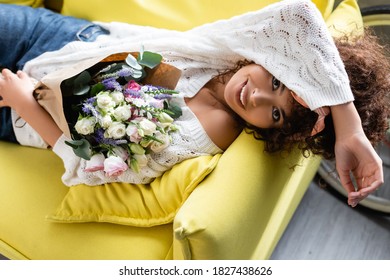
[0,107,17,143]
[0,4,109,72]
[0,4,110,143]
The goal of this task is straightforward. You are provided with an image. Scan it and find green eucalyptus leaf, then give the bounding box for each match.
[131,69,144,79]
[125,54,142,70]
[164,104,182,119]
[65,139,92,160]
[62,71,91,97]
[90,83,105,96]
[73,85,91,96]
[137,51,162,69]
[71,71,92,96]
[74,71,91,86]
[64,139,83,149]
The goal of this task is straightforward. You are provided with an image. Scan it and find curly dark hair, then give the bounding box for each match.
[248,28,390,159]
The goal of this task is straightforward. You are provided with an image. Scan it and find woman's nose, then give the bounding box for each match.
[250,88,273,107]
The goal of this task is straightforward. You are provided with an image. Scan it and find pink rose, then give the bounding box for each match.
[104,156,128,177]
[127,80,141,91]
[85,153,105,172]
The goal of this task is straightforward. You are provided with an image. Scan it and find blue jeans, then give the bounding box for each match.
[0,4,110,143]
[0,4,109,71]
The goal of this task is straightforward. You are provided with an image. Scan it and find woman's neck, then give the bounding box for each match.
[205,74,244,128]
[205,73,231,109]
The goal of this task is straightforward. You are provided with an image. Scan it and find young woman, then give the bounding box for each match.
[0,0,388,207]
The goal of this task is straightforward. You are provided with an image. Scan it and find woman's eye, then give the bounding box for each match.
[272,107,281,122]
[272,76,281,91]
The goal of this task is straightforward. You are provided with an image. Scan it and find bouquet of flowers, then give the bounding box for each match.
[65,50,182,177]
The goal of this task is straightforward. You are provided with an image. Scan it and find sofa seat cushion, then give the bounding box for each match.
[0,142,173,260]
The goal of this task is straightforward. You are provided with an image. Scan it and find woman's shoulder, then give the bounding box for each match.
[203,110,241,151]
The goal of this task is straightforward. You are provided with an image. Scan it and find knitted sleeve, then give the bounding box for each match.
[190,0,354,110]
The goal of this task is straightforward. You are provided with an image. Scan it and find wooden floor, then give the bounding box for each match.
[271,176,390,259]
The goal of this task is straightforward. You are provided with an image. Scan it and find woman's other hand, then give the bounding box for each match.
[332,102,384,207]
[335,132,383,207]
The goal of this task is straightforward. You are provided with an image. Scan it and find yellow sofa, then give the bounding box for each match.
[0,0,362,259]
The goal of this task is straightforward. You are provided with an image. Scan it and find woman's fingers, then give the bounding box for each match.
[1,68,15,79]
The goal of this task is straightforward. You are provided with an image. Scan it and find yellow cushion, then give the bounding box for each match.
[61,0,334,31]
[0,0,43,7]
[48,155,220,227]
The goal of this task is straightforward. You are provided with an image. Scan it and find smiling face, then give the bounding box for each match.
[223,64,293,129]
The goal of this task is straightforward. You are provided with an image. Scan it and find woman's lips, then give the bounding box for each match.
[239,81,248,109]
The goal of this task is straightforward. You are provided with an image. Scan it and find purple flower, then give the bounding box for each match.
[124,88,142,98]
[82,97,97,114]
[117,67,134,77]
[102,77,122,91]
[153,94,173,100]
[94,128,127,146]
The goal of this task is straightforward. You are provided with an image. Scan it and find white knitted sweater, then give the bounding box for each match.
[18,0,354,186]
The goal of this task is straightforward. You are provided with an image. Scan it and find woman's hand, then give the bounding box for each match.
[0,69,62,147]
[335,132,383,207]
[331,102,384,207]
[0,68,35,111]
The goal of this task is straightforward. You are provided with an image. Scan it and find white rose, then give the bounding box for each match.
[138,118,157,136]
[104,122,127,139]
[99,115,113,129]
[113,105,131,122]
[150,132,171,153]
[111,91,124,105]
[96,91,115,110]
[75,117,96,135]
